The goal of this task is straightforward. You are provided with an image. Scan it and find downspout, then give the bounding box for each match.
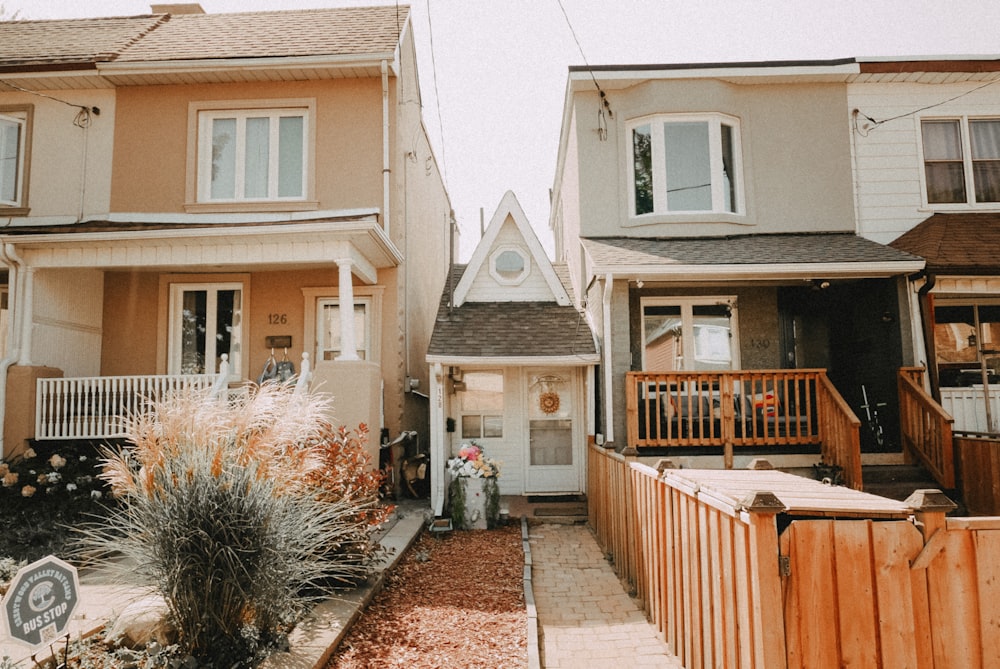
[0,242,24,458]
[916,271,939,399]
[381,60,391,238]
[430,362,446,517]
[602,273,615,445]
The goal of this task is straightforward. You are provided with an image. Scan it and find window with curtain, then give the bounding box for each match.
[921,117,1000,205]
[198,108,306,202]
[629,113,742,217]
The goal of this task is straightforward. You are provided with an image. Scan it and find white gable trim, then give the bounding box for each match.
[453,190,570,307]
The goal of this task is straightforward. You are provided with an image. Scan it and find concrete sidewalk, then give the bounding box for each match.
[527,522,684,668]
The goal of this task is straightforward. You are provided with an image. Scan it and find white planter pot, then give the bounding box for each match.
[453,476,496,530]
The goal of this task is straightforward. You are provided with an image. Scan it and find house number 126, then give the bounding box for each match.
[268,313,288,325]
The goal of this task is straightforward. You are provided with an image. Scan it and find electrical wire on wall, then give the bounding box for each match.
[853,78,1000,136]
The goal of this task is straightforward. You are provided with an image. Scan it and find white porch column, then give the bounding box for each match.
[336,259,360,361]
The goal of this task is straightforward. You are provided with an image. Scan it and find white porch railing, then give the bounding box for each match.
[34,353,312,441]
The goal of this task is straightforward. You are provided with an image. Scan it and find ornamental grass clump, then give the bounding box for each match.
[75,383,391,667]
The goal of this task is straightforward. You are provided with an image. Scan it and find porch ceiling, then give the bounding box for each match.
[582,233,924,282]
[0,216,401,281]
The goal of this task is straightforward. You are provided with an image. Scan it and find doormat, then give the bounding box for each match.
[534,504,587,517]
[527,495,584,504]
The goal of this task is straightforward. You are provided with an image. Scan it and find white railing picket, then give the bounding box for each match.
[35,371,223,441]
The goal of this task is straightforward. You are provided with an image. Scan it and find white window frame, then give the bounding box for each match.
[919,115,1000,208]
[167,282,244,380]
[302,286,383,364]
[640,296,740,371]
[489,245,529,286]
[627,113,744,218]
[0,106,31,211]
[315,296,373,362]
[457,369,505,440]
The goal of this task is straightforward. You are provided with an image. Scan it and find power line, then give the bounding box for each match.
[554,0,613,139]
[425,0,448,189]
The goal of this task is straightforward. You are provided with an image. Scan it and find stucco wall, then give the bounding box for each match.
[110,79,384,213]
[569,79,855,239]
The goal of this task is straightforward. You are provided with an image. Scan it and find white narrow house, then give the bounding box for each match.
[426,191,599,515]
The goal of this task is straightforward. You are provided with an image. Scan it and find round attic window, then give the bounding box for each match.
[490,247,528,285]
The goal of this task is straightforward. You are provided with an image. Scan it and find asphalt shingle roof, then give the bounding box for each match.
[428,265,598,360]
[115,6,409,62]
[890,213,1000,273]
[583,233,923,267]
[0,6,408,69]
[0,15,166,67]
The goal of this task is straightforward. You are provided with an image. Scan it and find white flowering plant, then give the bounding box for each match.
[446,442,501,479]
[0,441,113,562]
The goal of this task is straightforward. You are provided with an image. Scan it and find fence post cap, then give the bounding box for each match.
[620,446,639,457]
[738,491,786,514]
[905,489,957,512]
[654,459,677,473]
[747,458,774,470]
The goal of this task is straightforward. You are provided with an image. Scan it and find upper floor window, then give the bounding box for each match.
[921,117,1000,205]
[197,107,308,203]
[0,106,31,211]
[630,114,742,217]
[489,246,529,285]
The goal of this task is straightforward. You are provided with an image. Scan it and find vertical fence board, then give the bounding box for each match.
[927,530,982,668]
[832,521,879,668]
[871,521,925,669]
[788,521,839,669]
[973,530,1000,662]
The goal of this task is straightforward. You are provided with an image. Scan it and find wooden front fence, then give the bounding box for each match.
[588,443,1000,668]
[626,370,862,489]
[956,434,1000,515]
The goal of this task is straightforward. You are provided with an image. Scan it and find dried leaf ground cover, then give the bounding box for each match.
[328,523,527,668]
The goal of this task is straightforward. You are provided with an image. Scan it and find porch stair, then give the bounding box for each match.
[861,463,964,512]
[506,494,588,524]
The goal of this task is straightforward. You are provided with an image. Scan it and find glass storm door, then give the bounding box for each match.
[525,369,580,493]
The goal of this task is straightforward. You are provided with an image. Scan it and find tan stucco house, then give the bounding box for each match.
[0,4,452,463]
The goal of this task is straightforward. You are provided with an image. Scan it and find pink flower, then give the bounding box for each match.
[49,454,67,470]
[21,485,36,497]
[2,472,17,487]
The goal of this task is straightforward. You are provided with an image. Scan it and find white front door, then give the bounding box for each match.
[525,368,580,493]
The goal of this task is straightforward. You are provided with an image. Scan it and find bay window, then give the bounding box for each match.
[630,113,742,216]
[921,117,1000,205]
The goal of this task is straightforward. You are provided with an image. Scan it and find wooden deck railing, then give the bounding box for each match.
[626,369,862,488]
[898,369,955,488]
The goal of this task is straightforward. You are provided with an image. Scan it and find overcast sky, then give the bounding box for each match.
[6,0,1000,259]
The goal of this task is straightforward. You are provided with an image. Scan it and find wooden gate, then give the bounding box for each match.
[781,517,1000,669]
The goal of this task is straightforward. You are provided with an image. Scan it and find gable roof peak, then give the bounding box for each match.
[453,191,570,307]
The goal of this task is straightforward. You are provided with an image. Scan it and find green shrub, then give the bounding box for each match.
[75,383,391,667]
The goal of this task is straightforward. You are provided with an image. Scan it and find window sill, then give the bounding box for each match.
[184,201,319,214]
[0,206,30,217]
[624,212,752,228]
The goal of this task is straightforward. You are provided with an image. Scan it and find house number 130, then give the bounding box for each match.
[268,313,288,325]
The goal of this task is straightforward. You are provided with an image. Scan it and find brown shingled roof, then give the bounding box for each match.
[0,15,166,68]
[890,212,1000,274]
[583,233,922,267]
[115,6,409,62]
[428,266,598,361]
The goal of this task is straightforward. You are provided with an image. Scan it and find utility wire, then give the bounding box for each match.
[425,0,449,189]
[0,78,98,127]
[858,79,1000,128]
[555,0,613,138]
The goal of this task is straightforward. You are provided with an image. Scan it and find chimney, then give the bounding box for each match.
[150,4,206,14]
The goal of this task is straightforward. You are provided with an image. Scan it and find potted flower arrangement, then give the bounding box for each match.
[446,442,501,530]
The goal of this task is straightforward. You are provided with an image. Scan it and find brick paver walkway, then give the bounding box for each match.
[528,523,684,668]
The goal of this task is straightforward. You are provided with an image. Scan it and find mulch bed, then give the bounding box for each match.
[327,523,527,668]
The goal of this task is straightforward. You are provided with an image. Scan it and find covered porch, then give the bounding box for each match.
[0,211,400,459]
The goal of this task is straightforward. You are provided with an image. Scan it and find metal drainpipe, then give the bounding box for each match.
[0,242,24,458]
[916,271,939,400]
[381,60,391,238]
[602,273,615,444]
